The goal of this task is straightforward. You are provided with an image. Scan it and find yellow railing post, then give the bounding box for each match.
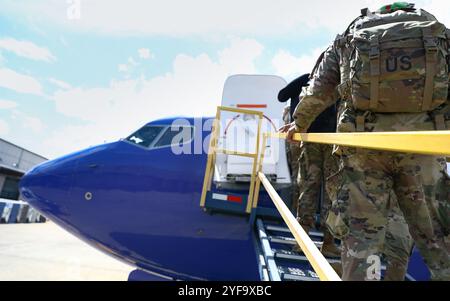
[251,133,268,209]
[246,113,264,213]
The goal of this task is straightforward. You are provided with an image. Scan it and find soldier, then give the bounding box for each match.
[280,76,414,277]
[280,4,450,280]
[278,74,310,212]
[279,75,341,257]
[295,111,341,258]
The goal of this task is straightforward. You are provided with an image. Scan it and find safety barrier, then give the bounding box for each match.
[0,199,46,224]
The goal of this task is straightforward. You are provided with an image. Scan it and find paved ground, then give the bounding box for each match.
[0,222,134,281]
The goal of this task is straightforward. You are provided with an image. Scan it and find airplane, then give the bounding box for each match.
[19,75,441,281]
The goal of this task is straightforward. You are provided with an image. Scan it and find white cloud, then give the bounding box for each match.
[48,78,72,90]
[0,68,43,95]
[0,38,56,62]
[11,110,45,134]
[118,57,139,74]
[3,0,444,37]
[0,99,18,110]
[138,48,153,60]
[272,47,327,79]
[118,64,128,72]
[45,38,263,158]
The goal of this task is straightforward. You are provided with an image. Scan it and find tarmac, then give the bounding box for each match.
[0,222,134,281]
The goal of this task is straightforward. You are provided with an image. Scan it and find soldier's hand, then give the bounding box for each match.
[278,122,301,144]
[278,124,292,133]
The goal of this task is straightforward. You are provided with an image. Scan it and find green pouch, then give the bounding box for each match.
[326,208,350,240]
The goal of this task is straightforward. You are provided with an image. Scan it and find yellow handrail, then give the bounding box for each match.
[217,106,264,116]
[271,131,450,156]
[258,172,341,281]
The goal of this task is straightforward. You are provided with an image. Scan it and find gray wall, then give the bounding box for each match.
[0,139,47,172]
[0,139,47,200]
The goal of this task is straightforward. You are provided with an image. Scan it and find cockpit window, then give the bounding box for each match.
[154,126,194,148]
[125,125,194,149]
[126,126,165,147]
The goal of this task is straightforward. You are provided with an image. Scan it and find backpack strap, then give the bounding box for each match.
[422,27,438,111]
[446,28,450,66]
[309,50,326,79]
[434,114,446,130]
[369,36,381,110]
[355,111,371,132]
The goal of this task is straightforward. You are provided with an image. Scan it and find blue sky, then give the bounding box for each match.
[0,0,448,159]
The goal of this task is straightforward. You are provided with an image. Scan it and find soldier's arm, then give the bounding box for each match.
[293,46,340,132]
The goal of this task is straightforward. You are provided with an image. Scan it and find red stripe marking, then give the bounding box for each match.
[227,195,243,203]
[237,104,267,109]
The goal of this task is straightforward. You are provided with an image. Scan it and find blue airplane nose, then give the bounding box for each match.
[20,154,78,220]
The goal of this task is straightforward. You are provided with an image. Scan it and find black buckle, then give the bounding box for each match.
[423,36,438,52]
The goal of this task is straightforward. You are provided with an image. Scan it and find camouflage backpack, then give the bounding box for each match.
[335,4,450,114]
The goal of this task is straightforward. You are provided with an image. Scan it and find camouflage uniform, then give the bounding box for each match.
[434,157,450,252]
[284,105,302,212]
[297,142,338,230]
[288,143,302,212]
[293,42,450,281]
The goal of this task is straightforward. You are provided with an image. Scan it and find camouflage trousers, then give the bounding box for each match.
[337,148,450,281]
[382,202,414,281]
[326,160,414,281]
[296,143,338,230]
[287,143,302,212]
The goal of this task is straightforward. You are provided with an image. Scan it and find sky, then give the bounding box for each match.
[0,0,449,159]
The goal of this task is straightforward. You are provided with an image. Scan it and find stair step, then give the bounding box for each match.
[273,249,341,264]
[277,266,320,281]
[269,235,323,248]
[256,220,281,281]
[265,225,324,238]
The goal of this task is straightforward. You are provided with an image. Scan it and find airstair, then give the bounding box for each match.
[256,219,332,281]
